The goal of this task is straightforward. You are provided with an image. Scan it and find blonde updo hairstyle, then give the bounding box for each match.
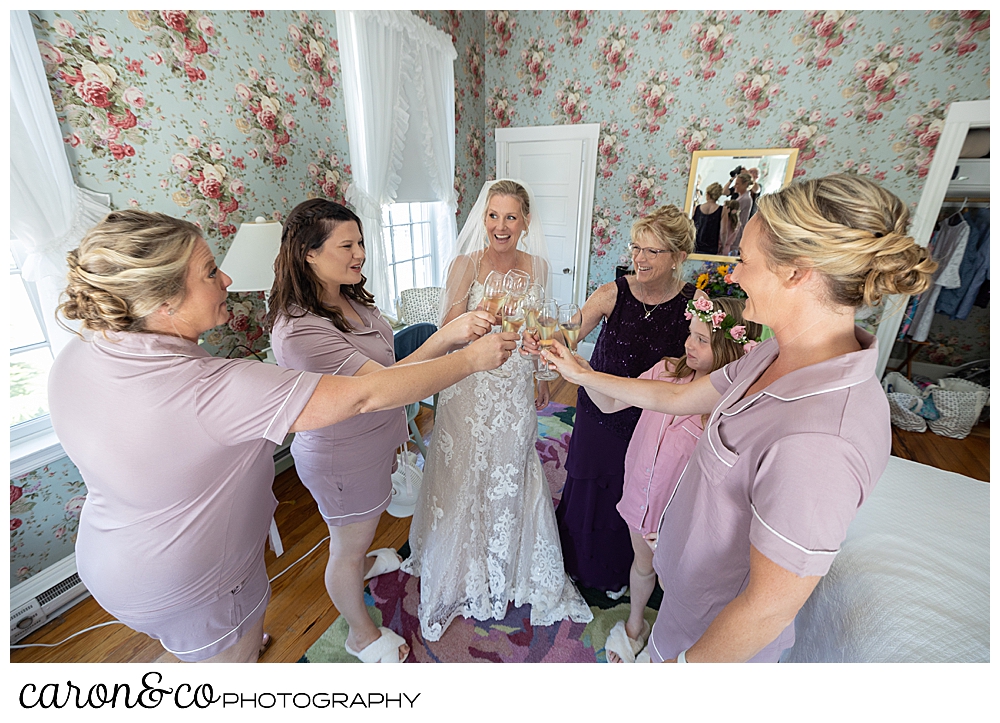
[754,173,936,309]
[59,210,203,334]
[631,204,695,284]
[705,182,723,202]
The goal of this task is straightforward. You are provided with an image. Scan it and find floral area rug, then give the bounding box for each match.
[301,570,657,663]
[535,402,576,502]
[301,402,659,663]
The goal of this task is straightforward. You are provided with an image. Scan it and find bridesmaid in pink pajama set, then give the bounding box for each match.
[545,175,936,663]
[268,199,499,663]
[48,210,515,663]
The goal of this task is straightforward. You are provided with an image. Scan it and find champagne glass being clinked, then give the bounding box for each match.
[534,298,561,381]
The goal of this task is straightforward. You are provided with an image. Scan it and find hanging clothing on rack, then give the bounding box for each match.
[907,213,969,342]
[936,206,990,320]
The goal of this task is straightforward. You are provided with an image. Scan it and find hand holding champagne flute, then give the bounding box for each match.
[539,339,589,385]
[490,296,526,378]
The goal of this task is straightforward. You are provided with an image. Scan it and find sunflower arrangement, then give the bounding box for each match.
[692,261,746,299]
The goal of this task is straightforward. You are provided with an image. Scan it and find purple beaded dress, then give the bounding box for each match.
[556,276,694,592]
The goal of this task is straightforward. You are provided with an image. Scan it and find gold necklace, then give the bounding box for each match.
[637,278,677,319]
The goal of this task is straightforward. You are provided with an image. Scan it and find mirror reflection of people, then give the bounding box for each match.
[692,182,724,255]
[267,199,500,663]
[48,210,515,663]
[401,179,593,641]
[541,174,936,662]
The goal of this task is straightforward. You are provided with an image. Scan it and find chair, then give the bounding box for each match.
[393,322,438,459]
[398,286,443,326]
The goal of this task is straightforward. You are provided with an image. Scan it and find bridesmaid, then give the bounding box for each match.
[554,205,696,595]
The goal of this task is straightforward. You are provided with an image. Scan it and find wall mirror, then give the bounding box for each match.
[684,147,799,262]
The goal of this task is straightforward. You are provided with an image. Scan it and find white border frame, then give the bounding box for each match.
[874,99,990,377]
[495,124,600,308]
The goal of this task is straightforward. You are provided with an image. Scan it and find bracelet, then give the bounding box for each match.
[676,648,689,664]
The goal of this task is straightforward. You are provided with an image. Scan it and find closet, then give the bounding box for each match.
[878,100,989,387]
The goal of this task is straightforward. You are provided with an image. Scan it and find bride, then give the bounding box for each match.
[402,179,593,641]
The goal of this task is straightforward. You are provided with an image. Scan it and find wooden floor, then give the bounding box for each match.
[11,376,988,664]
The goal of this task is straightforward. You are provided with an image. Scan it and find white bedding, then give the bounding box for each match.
[784,456,989,663]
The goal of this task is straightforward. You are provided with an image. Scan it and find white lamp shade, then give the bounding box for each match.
[220,217,283,292]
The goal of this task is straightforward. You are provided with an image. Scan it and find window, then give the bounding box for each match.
[381,202,437,310]
[9,248,55,440]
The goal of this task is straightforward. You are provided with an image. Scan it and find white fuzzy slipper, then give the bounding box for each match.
[363,548,403,581]
[604,619,651,663]
[345,627,407,663]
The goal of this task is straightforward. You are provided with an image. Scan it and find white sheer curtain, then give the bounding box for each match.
[10,10,110,355]
[335,10,457,309]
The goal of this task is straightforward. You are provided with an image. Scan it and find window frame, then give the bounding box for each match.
[9,247,56,443]
[380,201,438,309]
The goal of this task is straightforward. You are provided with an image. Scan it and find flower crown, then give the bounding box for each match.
[685,298,759,351]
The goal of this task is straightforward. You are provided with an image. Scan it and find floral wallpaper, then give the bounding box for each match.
[14,9,989,585]
[10,459,87,587]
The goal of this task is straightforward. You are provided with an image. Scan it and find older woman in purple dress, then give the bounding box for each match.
[553,205,696,595]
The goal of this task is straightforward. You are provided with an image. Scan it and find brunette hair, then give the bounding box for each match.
[755,174,936,308]
[665,296,760,381]
[265,198,375,334]
[723,198,741,229]
[59,210,202,335]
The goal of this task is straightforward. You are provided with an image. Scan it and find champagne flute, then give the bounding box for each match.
[481,270,507,325]
[558,303,582,353]
[534,299,561,381]
[503,269,531,303]
[490,297,526,378]
[520,283,543,365]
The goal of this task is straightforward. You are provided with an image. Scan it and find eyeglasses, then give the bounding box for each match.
[629,244,671,258]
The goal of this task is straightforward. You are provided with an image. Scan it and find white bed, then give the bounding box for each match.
[784,455,990,663]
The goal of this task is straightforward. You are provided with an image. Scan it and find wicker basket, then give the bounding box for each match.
[926,378,990,440]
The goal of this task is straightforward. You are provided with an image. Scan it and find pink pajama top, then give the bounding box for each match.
[617,361,702,535]
[47,331,321,623]
[647,327,890,663]
[269,303,407,522]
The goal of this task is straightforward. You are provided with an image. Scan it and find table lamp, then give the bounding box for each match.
[219,216,283,292]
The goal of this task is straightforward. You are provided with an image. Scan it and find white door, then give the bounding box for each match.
[505,140,582,305]
[496,125,599,308]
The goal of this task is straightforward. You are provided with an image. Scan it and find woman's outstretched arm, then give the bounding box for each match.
[542,340,721,416]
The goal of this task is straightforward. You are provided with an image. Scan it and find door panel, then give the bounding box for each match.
[505,139,583,307]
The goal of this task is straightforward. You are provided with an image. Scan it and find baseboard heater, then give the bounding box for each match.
[10,554,89,644]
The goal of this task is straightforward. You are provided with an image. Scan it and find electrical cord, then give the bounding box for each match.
[10,535,332,651]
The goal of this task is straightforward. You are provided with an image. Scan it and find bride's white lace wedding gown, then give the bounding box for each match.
[401,281,593,641]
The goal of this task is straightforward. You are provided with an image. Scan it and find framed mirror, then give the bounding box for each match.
[684,148,799,262]
[684,147,799,215]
